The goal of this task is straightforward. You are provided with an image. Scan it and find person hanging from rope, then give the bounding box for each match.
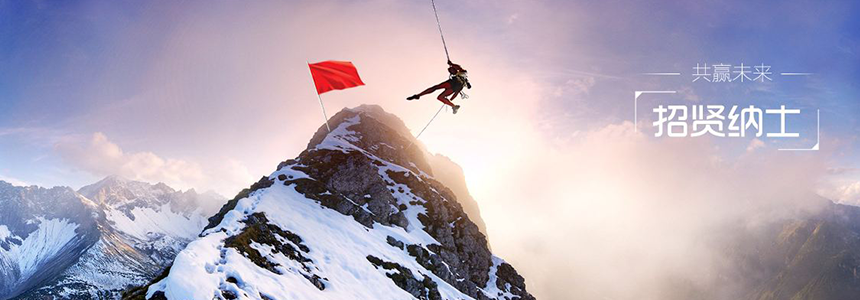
[406,60,471,114]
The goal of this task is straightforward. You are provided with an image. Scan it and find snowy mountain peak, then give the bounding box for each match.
[1,178,225,299]
[134,105,533,300]
[78,175,176,209]
[0,182,98,299]
[307,105,489,236]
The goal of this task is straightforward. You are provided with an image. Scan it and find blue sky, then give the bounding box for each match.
[1,0,858,190]
[2,1,860,298]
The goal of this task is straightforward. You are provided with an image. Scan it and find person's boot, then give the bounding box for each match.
[452,105,461,114]
[406,95,419,100]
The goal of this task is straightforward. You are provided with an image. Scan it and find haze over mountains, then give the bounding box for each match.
[4,105,860,300]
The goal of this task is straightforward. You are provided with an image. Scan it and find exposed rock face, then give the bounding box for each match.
[427,154,488,237]
[0,178,223,300]
[281,105,524,298]
[0,183,98,299]
[289,106,497,297]
[134,105,534,300]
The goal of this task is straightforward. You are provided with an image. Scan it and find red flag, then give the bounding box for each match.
[308,60,365,94]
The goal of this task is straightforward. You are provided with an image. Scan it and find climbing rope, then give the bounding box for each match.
[407,0,455,149]
[432,0,469,101]
[406,104,446,150]
[431,0,450,61]
[415,104,446,140]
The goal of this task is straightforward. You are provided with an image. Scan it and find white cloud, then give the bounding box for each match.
[746,138,765,152]
[819,180,860,205]
[826,166,858,175]
[55,132,252,197]
[0,174,29,186]
[552,76,595,98]
[678,86,701,102]
[479,120,828,300]
[506,13,520,25]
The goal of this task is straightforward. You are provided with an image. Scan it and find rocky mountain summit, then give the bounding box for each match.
[129,105,534,300]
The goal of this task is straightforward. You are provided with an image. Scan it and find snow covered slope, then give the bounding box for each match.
[0,182,97,300]
[0,177,224,299]
[79,176,220,265]
[131,105,534,300]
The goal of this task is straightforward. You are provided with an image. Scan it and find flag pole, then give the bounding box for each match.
[307,61,331,132]
[316,92,331,132]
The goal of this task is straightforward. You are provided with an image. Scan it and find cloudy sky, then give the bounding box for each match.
[2,0,859,298]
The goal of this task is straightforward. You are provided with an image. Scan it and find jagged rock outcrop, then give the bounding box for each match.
[132,105,533,300]
[427,154,488,236]
[0,177,223,299]
[0,183,98,299]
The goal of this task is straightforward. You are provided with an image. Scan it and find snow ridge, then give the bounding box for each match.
[0,177,224,299]
[142,105,534,300]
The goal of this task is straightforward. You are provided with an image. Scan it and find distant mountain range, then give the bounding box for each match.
[0,176,224,299]
[692,199,860,300]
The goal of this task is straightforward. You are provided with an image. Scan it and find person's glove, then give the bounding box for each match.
[466,82,472,89]
[447,60,453,65]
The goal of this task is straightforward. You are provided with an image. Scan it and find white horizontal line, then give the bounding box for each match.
[642,72,681,76]
[780,72,812,76]
[635,91,677,94]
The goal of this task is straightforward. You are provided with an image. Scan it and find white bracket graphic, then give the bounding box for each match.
[634,91,676,133]
[778,109,820,151]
